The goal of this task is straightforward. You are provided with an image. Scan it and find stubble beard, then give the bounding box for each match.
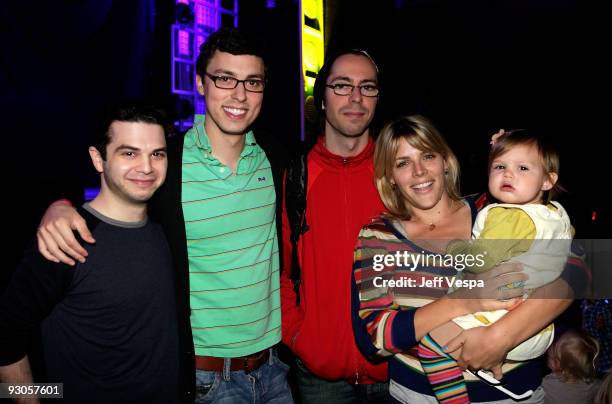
[326,117,370,139]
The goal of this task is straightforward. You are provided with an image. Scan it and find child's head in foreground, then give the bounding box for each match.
[547,329,599,383]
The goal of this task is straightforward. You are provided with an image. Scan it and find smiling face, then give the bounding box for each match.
[90,121,167,206]
[488,142,556,205]
[391,137,449,212]
[323,53,378,139]
[196,50,265,138]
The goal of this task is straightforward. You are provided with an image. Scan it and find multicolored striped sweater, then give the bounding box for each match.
[351,195,554,402]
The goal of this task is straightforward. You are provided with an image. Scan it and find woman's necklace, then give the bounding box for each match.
[415,199,455,231]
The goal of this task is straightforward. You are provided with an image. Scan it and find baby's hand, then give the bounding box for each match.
[490,129,505,146]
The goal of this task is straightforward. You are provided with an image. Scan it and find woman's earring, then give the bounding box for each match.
[444,169,449,175]
[391,182,397,190]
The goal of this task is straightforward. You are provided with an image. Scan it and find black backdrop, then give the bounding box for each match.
[1,0,607,285]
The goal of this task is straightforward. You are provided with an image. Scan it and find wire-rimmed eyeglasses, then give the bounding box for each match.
[325,83,379,97]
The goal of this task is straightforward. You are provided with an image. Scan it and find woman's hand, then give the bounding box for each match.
[444,325,512,380]
[450,262,528,313]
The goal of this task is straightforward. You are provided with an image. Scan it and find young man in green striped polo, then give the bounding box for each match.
[35,28,292,403]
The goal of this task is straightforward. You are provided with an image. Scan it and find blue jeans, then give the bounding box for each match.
[194,349,293,403]
[296,358,389,403]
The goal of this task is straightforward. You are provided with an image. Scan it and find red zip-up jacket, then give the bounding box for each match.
[280,136,388,383]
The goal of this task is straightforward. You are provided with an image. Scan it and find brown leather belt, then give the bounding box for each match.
[195,350,270,374]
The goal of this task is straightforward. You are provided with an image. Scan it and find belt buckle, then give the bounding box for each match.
[243,357,251,373]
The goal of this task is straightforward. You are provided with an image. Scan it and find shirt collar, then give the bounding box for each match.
[193,114,258,156]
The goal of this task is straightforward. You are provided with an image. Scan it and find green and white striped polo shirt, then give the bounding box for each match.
[181,115,281,357]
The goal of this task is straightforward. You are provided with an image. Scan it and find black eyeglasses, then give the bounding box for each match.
[325,83,379,97]
[205,73,266,93]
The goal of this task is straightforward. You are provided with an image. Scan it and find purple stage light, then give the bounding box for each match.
[172,0,238,127]
[178,30,190,56]
[196,34,205,51]
[84,187,100,201]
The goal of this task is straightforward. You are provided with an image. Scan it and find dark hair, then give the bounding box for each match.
[489,129,563,203]
[92,100,168,160]
[313,48,380,120]
[195,27,267,79]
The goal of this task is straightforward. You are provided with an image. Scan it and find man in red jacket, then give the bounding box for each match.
[281,49,388,403]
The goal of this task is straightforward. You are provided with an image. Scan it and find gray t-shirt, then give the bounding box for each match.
[543,373,601,404]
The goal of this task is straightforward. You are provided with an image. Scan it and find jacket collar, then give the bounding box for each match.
[311,135,374,169]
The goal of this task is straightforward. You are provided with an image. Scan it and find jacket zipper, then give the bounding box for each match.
[342,157,360,385]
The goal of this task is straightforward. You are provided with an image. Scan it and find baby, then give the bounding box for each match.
[418,130,572,403]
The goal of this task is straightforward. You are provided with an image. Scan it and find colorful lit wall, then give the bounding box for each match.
[299,0,325,140]
[171,0,239,130]
[301,0,324,98]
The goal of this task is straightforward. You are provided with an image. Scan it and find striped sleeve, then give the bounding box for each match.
[351,220,417,359]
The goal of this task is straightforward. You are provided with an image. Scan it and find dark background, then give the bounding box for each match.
[1,0,607,279]
[0,0,607,391]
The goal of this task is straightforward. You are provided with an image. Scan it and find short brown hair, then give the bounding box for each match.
[489,129,562,203]
[195,27,266,79]
[374,115,461,220]
[547,329,599,383]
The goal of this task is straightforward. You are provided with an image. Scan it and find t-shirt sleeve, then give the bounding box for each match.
[0,241,75,365]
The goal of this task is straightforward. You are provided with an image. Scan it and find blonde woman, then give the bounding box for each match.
[352,115,580,403]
